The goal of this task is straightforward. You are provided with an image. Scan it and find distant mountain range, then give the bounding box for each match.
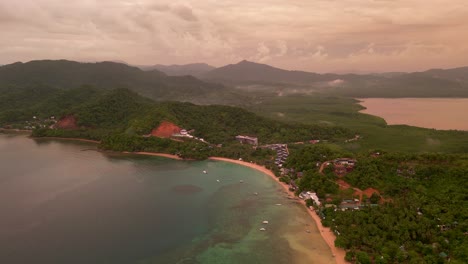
[200,60,468,98]
[0,60,244,105]
[1,59,467,100]
[138,63,215,76]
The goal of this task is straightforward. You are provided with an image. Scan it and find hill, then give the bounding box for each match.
[423,66,468,82]
[0,60,244,105]
[139,63,215,76]
[202,60,468,98]
[0,86,351,144]
[203,60,337,84]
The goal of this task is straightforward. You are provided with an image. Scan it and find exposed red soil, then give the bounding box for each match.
[151,121,181,138]
[55,115,79,129]
[336,179,351,190]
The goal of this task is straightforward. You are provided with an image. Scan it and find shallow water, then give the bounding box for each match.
[359,98,468,131]
[0,134,334,264]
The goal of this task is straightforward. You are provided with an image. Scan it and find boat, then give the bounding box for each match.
[203,170,207,174]
[259,228,266,231]
[216,179,220,182]
[275,203,282,206]
[240,180,244,183]
[262,220,269,224]
[254,192,258,195]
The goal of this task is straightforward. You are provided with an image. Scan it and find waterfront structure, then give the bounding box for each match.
[235,135,258,145]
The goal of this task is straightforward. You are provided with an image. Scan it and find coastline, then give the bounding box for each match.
[3,133,347,263]
[122,151,183,160]
[0,132,101,144]
[32,136,101,144]
[0,128,32,133]
[208,157,348,264]
[357,98,468,131]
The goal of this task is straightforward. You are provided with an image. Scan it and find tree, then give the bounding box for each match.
[370,192,380,204]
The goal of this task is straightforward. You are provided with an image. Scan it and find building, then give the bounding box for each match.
[235,135,258,145]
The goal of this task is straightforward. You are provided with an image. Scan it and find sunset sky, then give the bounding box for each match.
[1,0,467,73]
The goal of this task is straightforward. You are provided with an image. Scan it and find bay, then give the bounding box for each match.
[0,134,334,264]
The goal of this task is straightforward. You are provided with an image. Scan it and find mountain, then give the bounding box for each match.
[0,86,351,144]
[422,66,468,82]
[139,63,215,76]
[0,60,244,105]
[203,60,339,84]
[203,60,468,97]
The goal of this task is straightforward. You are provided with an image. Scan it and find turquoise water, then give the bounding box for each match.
[0,134,334,264]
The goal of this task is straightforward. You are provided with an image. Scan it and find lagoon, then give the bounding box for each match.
[0,134,334,264]
[359,98,468,131]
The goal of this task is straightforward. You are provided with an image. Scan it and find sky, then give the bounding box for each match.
[1,0,468,73]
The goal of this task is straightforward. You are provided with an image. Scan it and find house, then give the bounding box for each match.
[334,158,357,166]
[235,135,258,145]
[308,192,321,206]
[289,180,298,190]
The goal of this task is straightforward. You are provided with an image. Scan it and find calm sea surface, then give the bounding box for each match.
[0,134,333,264]
[359,98,468,131]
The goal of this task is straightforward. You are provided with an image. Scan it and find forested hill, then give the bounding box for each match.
[0,86,351,144]
[139,63,215,76]
[202,60,468,98]
[0,60,245,105]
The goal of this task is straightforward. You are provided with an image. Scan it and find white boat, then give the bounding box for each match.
[216,179,220,182]
[259,228,266,231]
[203,170,207,174]
[262,220,269,224]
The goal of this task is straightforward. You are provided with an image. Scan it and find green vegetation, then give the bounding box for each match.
[326,154,468,264]
[0,86,351,160]
[203,60,468,98]
[247,94,468,153]
[100,133,276,161]
[129,102,350,144]
[1,60,467,264]
[285,144,468,263]
[0,60,247,105]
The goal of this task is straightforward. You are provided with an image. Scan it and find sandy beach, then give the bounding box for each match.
[208,157,348,264]
[33,137,101,144]
[123,151,183,160]
[0,128,33,133]
[4,133,347,263]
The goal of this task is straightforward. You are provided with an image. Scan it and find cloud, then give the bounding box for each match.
[171,4,198,22]
[0,0,468,72]
[253,42,271,62]
[276,40,288,57]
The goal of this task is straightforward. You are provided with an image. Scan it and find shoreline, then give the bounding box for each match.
[0,132,101,144]
[356,98,468,131]
[0,128,32,133]
[32,136,101,144]
[208,157,348,264]
[5,134,347,262]
[122,151,183,160]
